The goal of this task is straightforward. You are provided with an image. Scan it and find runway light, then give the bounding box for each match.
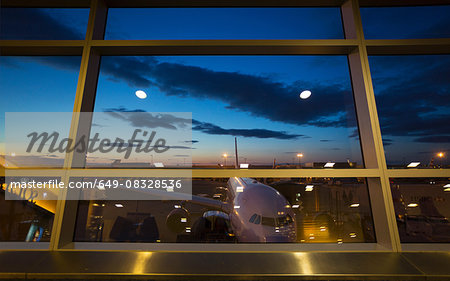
[350,203,360,208]
[292,204,300,208]
[437,152,445,158]
[407,203,418,208]
[174,205,181,209]
[297,153,303,157]
[349,232,357,238]
[135,90,147,99]
[180,217,187,223]
[285,204,291,208]
[240,163,249,169]
[305,185,314,192]
[115,203,124,208]
[185,227,191,233]
[153,162,164,167]
[324,162,335,168]
[299,90,312,99]
[407,162,420,168]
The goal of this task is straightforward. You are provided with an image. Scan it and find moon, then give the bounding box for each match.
[299,90,312,99]
[135,90,147,99]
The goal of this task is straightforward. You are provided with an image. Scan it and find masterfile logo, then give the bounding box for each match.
[4,112,193,201]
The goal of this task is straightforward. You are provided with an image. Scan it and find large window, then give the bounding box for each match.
[391,178,450,243]
[369,55,450,169]
[0,56,81,241]
[0,1,449,251]
[74,177,375,243]
[89,56,362,169]
[105,8,344,40]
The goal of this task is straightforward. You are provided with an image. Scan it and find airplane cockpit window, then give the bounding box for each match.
[249,214,261,225]
[261,217,277,227]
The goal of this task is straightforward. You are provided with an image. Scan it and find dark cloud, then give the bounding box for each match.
[97,56,359,129]
[371,56,450,142]
[183,140,199,144]
[0,8,84,40]
[192,120,304,140]
[104,109,191,130]
[382,138,393,146]
[104,107,146,113]
[413,136,450,143]
[320,139,333,142]
[4,8,448,147]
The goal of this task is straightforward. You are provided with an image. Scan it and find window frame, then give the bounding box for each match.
[1,0,449,252]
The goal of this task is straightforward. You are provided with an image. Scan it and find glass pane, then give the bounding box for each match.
[0,56,81,167]
[369,55,450,168]
[0,178,56,242]
[90,56,363,168]
[106,8,344,39]
[391,178,450,243]
[74,177,375,243]
[361,6,450,39]
[0,8,89,40]
[0,56,80,241]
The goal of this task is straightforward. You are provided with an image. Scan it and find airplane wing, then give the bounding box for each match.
[186,194,230,213]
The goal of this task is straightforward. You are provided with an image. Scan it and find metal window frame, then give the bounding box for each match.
[1,0,449,252]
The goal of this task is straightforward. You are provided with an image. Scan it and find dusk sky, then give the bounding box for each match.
[0,7,449,167]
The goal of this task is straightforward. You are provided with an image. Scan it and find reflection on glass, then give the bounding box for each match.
[391,178,450,243]
[370,55,450,168]
[0,178,55,242]
[0,56,81,167]
[0,8,89,40]
[361,6,450,39]
[106,8,343,40]
[91,56,362,168]
[74,177,375,243]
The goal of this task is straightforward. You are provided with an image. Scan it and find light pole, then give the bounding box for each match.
[437,152,445,167]
[297,153,303,168]
[222,153,228,167]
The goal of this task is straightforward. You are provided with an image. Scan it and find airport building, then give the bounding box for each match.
[0,0,449,280]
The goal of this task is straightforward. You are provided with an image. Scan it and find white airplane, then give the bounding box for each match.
[167,177,297,242]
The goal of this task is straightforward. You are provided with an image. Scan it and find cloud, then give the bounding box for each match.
[0,8,84,40]
[103,108,191,130]
[413,136,450,143]
[371,55,450,142]
[192,120,305,140]
[4,8,448,146]
[183,140,199,144]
